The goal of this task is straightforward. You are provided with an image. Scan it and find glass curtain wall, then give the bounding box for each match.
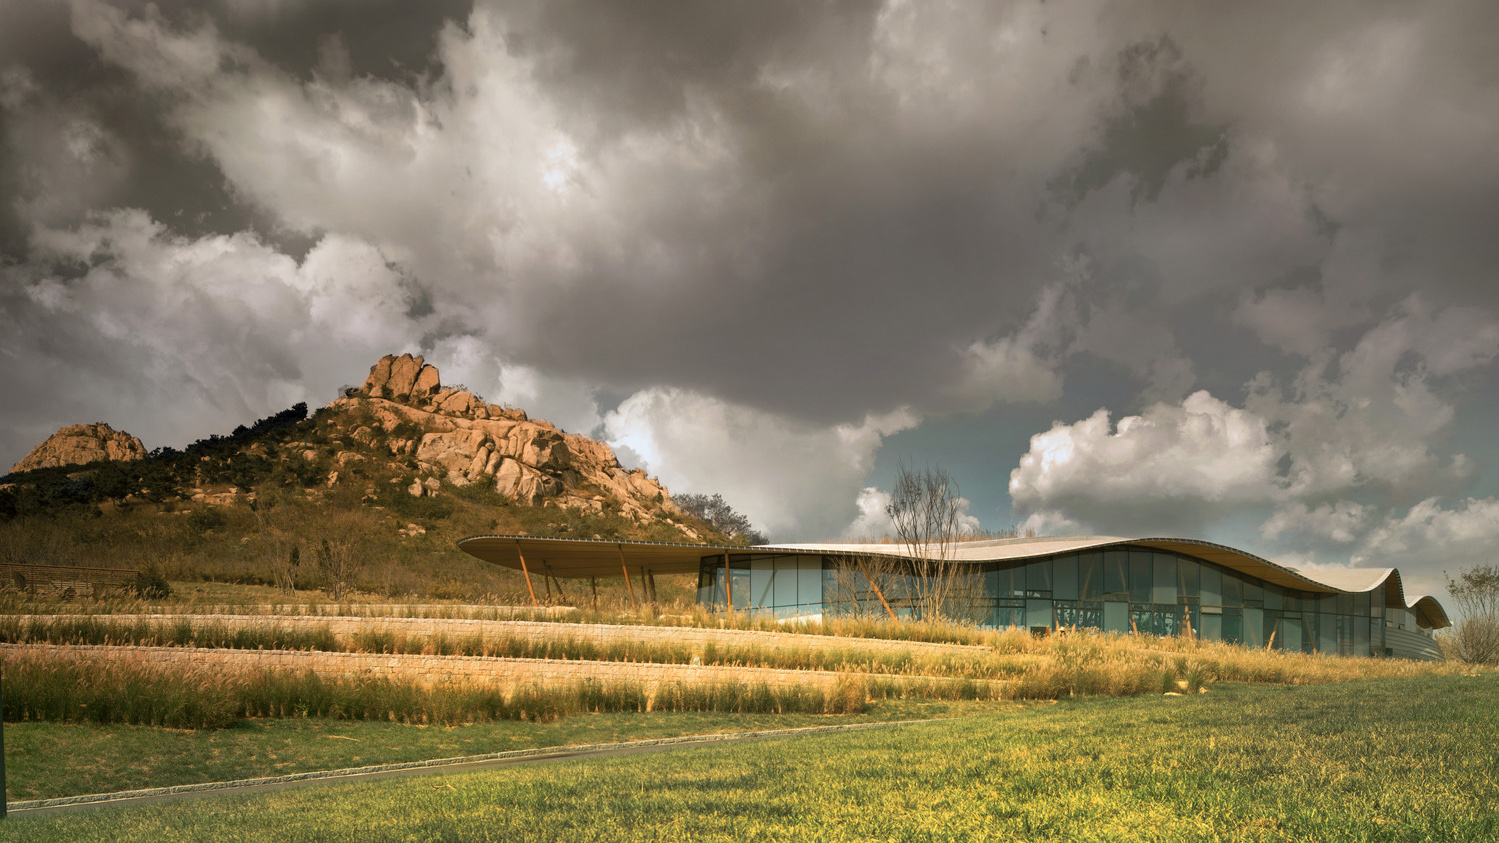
[697,554,825,620]
[698,546,1399,656]
[953,547,1390,657]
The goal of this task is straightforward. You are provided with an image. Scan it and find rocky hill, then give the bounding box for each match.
[334,353,680,524]
[0,353,744,601]
[2,353,721,544]
[9,423,146,474]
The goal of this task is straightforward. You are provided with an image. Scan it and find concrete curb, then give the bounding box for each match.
[8,718,941,813]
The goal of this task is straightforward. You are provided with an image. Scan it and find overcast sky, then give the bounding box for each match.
[3,0,1497,600]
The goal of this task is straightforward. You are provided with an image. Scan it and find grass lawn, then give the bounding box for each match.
[3,699,1003,802]
[4,674,1495,842]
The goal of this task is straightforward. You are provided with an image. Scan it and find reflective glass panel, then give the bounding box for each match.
[799,556,823,611]
[1223,574,1244,607]
[1153,554,1176,604]
[731,568,750,611]
[1319,612,1337,652]
[1264,584,1283,611]
[1244,579,1263,607]
[1056,602,1103,630]
[993,606,1023,629]
[1201,565,1222,606]
[1201,612,1222,641]
[751,556,775,612]
[1026,560,1052,596]
[1104,551,1129,598]
[1104,601,1129,633]
[1222,610,1243,644]
[1079,553,1103,601]
[1280,615,1301,652]
[774,556,799,608]
[1177,559,1200,600]
[1130,606,1153,636]
[1053,554,1079,600]
[1027,599,1052,629]
[995,566,1024,599]
[1129,552,1152,603]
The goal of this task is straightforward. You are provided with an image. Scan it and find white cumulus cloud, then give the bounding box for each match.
[1010,390,1281,535]
[603,388,918,541]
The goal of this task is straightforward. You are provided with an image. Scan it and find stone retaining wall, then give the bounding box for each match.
[0,642,897,692]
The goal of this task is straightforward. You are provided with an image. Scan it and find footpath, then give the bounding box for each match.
[8,718,938,817]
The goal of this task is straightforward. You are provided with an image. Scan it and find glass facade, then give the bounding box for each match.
[696,553,826,620]
[696,545,1414,657]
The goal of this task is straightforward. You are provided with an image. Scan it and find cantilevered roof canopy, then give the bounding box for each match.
[456,534,1449,628]
[457,535,732,580]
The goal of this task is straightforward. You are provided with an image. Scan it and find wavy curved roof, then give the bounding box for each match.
[457,533,1449,629]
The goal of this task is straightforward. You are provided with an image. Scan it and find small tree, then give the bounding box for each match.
[1444,564,1499,664]
[134,562,173,600]
[675,493,767,545]
[272,545,301,595]
[884,463,983,623]
[316,537,360,601]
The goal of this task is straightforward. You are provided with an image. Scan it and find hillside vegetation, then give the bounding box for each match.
[0,354,740,602]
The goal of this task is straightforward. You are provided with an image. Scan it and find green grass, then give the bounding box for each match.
[3,675,1495,841]
[3,699,998,802]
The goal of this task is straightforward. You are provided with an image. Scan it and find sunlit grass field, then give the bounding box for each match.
[3,699,994,802]
[5,674,1495,842]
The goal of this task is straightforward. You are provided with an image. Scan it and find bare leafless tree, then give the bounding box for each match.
[824,552,905,622]
[1445,564,1499,664]
[272,545,301,595]
[884,463,983,622]
[316,537,358,601]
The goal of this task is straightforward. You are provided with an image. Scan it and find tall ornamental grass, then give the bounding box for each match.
[0,652,874,729]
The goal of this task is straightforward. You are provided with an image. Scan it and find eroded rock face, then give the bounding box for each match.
[336,354,676,519]
[9,423,147,474]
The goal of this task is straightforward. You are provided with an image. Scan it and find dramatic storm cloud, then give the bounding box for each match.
[3,1,1497,592]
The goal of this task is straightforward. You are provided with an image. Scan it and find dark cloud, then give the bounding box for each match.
[2,0,1498,555]
[1051,36,1228,208]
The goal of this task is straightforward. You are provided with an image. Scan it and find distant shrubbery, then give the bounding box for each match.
[675,493,767,545]
[0,402,313,519]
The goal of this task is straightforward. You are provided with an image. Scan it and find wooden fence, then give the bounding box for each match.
[0,563,138,598]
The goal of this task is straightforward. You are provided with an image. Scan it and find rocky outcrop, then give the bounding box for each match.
[9,423,147,474]
[363,353,442,402]
[340,354,677,519]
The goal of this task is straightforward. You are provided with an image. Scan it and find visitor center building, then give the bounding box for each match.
[458,534,1449,661]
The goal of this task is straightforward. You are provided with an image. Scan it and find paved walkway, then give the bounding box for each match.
[8,719,936,818]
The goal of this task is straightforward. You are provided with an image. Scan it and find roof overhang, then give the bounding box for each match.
[457,535,736,579]
[456,534,1450,629]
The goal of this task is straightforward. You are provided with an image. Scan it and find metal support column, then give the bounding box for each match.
[723,552,732,613]
[516,540,538,606]
[618,545,638,610]
[544,562,567,604]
